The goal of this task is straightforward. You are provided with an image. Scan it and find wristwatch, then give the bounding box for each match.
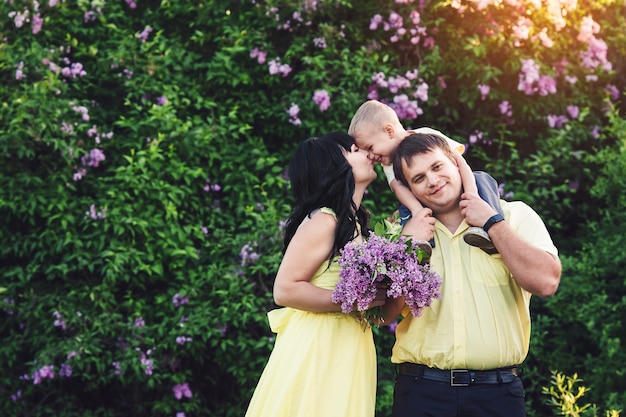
[483,213,505,233]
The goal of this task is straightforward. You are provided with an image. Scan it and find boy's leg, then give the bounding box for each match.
[474,171,504,216]
[463,171,504,254]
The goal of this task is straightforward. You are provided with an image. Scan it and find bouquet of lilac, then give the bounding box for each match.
[332,217,442,322]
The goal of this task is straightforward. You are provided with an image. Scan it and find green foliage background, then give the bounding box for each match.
[1,1,625,416]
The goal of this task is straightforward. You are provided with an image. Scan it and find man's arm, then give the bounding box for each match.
[486,220,561,297]
[460,193,561,297]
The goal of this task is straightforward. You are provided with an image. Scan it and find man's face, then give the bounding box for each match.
[353,123,397,166]
[401,148,462,214]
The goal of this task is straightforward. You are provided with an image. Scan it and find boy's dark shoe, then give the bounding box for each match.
[463,227,498,255]
[414,239,433,258]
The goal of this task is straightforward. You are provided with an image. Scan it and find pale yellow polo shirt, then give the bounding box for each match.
[391,200,558,370]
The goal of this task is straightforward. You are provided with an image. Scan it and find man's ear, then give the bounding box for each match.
[384,123,395,139]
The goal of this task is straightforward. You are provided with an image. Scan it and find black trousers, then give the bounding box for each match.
[391,373,526,417]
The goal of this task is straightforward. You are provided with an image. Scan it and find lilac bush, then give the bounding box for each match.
[0,0,624,416]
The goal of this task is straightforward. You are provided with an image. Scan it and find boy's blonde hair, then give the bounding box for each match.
[348,100,402,137]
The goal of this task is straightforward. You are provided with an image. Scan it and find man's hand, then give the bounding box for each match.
[402,207,436,242]
[459,192,497,228]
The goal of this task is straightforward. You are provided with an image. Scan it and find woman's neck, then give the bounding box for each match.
[352,184,366,208]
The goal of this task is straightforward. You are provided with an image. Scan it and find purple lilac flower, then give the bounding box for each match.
[134,317,145,327]
[590,126,600,139]
[62,62,87,79]
[333,231,442,318]
[313,37,326,48]
[387,76,410,93]
[478,84,490,100]
[136,26,153,42]
[216,322,227,334]
[566,105,580,119]
[33,365,55,384]
[605,84,619,101]
[32,13,43,34]
[547,114,569,128]
[389,94,422,120]
[176,336,192,345]
[414,82,428,102]
[73,168,86,181]
[250,47,267,65]
[370,14,383,30]
[173,294,189,307]
[497,183,514,199]
[59,363,72,377]
[112,361,122,375]
[15,61,26,80]
[8,9,29,28]
[3,297,15,315]
[268,59,292,77]
[388,320,398,334]
[138,349,154,375]
[312,90,330,111]
[157,95,167,105]
[85,204,106,220]
[72,104,90,121]
[499,101,513,117]
[84,10,98,22]
[240,242,260,267]
[469,131,482,144]
[61,122,74,134]
[53,311,67,330]
[203,179,221,192]
[81,148,105,167]
[11,390,22,401]
[172,383,193,400]
[287,103,301,126]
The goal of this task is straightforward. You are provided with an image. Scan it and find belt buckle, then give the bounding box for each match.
[450,369,471,387]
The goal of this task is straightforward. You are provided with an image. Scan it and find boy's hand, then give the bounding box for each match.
[459,192,497,228]
[401,207,435,242]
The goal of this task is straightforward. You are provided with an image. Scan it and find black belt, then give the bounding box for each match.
[398,363,518,386]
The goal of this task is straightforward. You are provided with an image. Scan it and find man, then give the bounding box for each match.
[383,133,561,417]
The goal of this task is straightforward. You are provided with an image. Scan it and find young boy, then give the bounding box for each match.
[348,100,503,254]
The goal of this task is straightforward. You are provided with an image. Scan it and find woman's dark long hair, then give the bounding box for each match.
[283,132,369,259]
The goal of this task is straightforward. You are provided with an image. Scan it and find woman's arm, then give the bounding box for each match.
[273,211,342,312]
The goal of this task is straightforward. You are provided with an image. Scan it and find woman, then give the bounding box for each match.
[245,132,383,417]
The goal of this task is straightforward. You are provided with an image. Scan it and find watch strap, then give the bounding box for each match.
[483,213,505,233]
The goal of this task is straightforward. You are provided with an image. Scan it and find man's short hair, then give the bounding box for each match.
[393,133,454,186]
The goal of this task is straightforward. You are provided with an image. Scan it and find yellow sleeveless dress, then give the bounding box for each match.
[245,209,376,417]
